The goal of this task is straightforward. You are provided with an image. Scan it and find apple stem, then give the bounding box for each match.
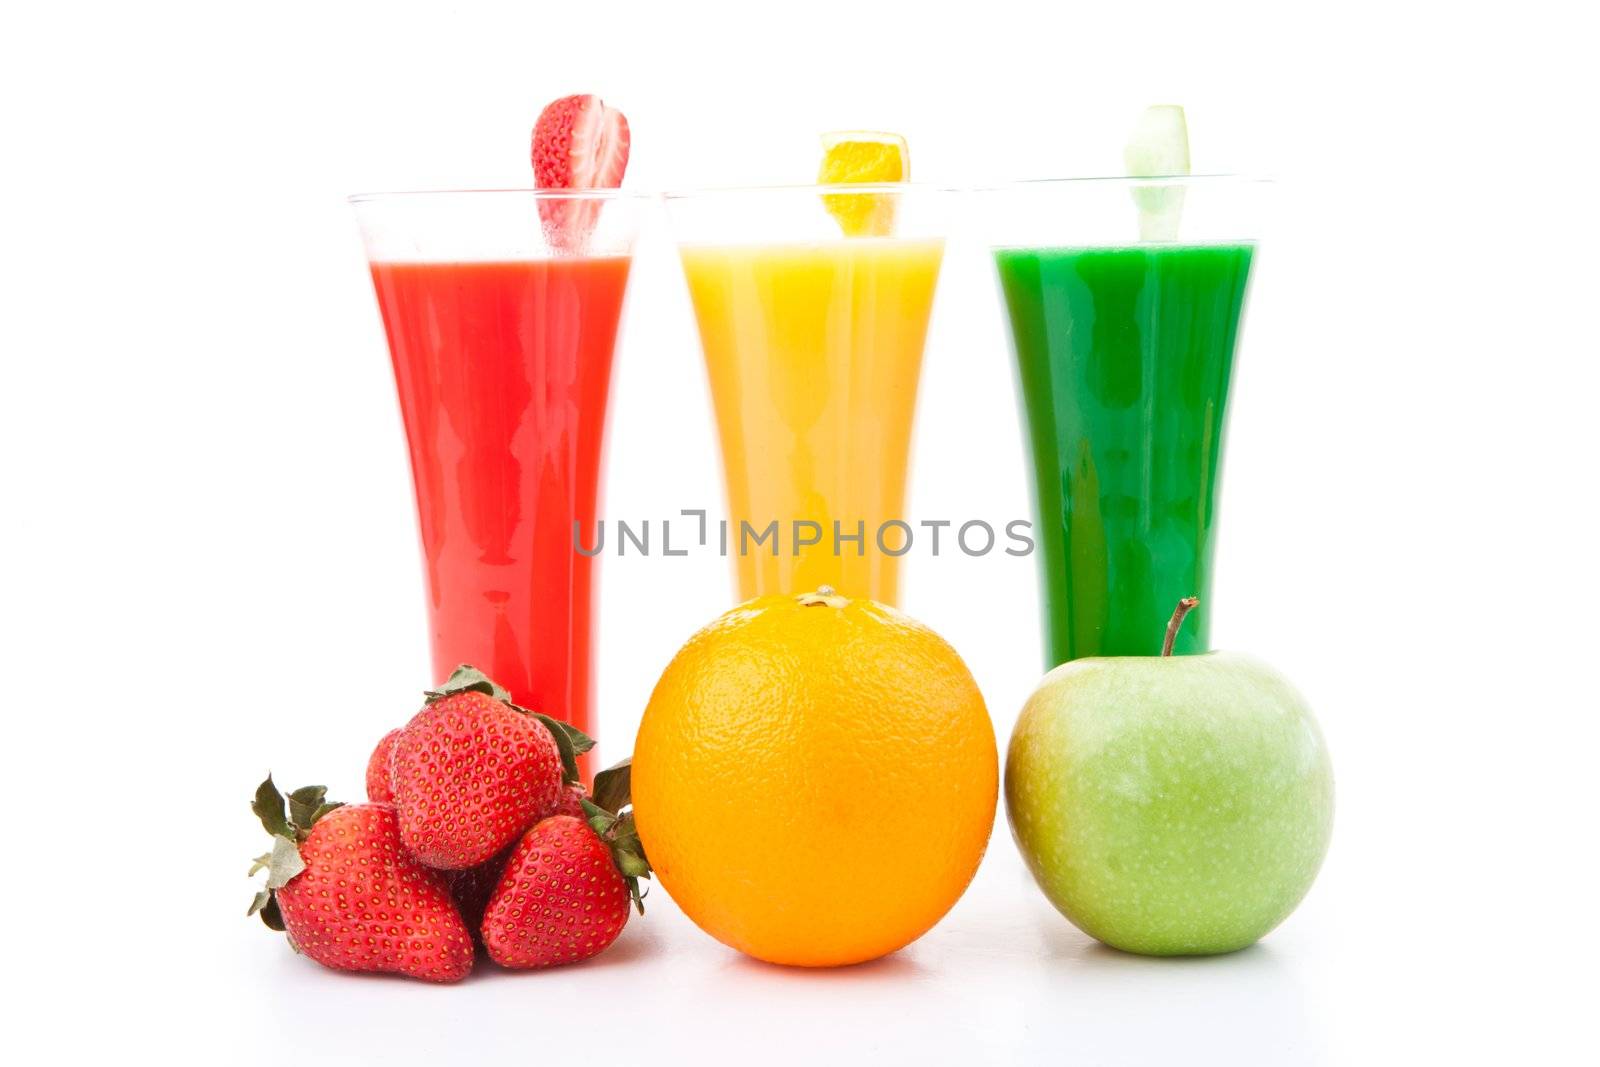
[1161,596,1200,657]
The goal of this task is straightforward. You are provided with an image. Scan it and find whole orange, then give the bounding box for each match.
[632,588,997,967]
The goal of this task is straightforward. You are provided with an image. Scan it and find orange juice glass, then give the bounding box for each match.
[668,185,948,604]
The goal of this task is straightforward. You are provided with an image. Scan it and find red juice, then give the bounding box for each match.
[368,256,631,749]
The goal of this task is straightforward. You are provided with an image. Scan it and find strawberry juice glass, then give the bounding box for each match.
[353,189,644,750]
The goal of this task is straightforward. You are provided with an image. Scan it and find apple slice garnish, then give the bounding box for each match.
[1124,104,1190,242]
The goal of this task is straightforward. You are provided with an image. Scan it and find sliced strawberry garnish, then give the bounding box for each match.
[532,94,630,252]
[533,94,630,189]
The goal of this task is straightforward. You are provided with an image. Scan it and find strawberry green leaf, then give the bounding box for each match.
[309,801,343,825]
[591,757,632,814]
[583,803,652,913]
[531,712,589,783]
[425,664,511,704]
[248,852,272,877]
[614,849,651,880]
[550,718,596,757]
[625,877,647,915]
[526,710,593,757]
[581,797,617,836]
[607,809,639,841]
[252,775,292,839]
[250,888,288,932]
[608,813,649,862]
[287,785,330,832]
[264,834,307,890]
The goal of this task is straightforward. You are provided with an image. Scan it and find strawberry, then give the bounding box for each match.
[444,842,515,942]
[444,786,593,946]
[551,780,589,819]
[480,817,629,968]
[532,94,630,190]
[365,727,401,803]
[389,665,594,870]
[481,759,649,969]
[247,776,473,983]
[531,93,630,253]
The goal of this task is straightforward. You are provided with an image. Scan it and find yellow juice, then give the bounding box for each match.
[680,238,945,603]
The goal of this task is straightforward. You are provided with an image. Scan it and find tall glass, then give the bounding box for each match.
[986,177,1268,663]
[666,185,948,605]
[352,189,643,749]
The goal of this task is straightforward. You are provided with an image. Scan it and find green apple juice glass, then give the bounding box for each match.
[986,177,1269,663]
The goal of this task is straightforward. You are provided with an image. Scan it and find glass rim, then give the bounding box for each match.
[347,187,656,204]
[662,181,958,200]
[972,173,1273,191]
[348,178,1270,203]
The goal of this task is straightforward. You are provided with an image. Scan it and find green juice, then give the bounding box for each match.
[996,243,1255,663]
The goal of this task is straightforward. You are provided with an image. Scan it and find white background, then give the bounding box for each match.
[4,1,1596,1063]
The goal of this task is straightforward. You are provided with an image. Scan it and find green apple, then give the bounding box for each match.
[1005,598,1333,956]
